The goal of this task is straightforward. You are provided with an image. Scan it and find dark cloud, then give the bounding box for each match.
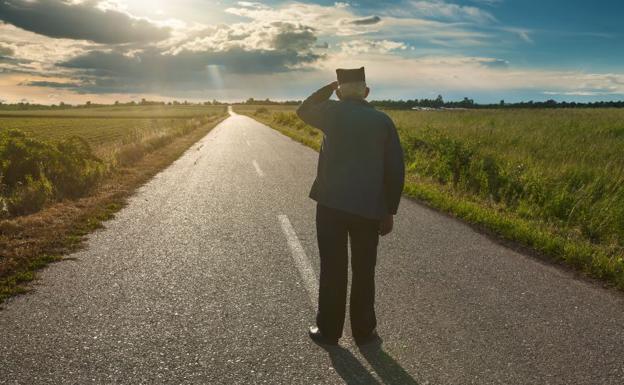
[0,43,14,56]
[57,47,323,93]
[0,43,31,66]
[22,80,83,89]
[0,0,170,44]
[271,22,317,51]
[349,16,381,25]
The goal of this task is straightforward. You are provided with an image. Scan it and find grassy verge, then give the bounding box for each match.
[0,113,227,306]
[235,105,624,290]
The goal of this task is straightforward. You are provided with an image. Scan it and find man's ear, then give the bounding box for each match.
[364,87,370,99]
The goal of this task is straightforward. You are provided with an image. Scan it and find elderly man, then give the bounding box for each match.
[297,67,405,346]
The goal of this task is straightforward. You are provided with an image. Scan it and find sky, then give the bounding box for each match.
[0,0,623,104]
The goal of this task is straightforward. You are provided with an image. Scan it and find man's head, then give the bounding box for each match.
[336,67,370,101]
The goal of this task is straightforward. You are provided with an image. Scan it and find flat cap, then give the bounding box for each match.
[336,67,365,84]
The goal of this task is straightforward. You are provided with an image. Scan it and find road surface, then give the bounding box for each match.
[1,110,623,385]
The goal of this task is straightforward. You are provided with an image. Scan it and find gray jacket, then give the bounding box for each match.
[297,84,405,220]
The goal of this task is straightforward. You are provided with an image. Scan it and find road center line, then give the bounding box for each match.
[252,160,264,177]
[278,215,318,308]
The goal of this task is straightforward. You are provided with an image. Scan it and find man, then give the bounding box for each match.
[297,67,405,346]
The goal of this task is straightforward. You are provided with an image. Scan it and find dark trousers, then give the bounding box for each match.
[315,204,380,340]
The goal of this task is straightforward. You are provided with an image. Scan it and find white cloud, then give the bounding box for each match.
[381,0,496,23]
[225,2,382,36]
[162,22,318,54]
[320,51,624,97]
[470,0,503,5]
[502,27,533,43]
[340,40,408,55]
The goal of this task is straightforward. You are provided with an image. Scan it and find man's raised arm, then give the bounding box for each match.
[296,82,338,131]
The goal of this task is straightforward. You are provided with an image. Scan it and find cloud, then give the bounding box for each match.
[349,16,382,25]
[478,58,509,68]
[0,24,91,58]
[340,39,408,54]
[21,80,83,89]
[381,0,496,23]
[502,27,533,43]
[0,42,15,57]
[56,46,323,93]
[320,52,624,98]
[271,23,318,51]
[543,91,605,97]
[162,22,319,54]
[225,2,381,36]
[470,0,503,5]
[411,0,495,23]
[0,0,170,44]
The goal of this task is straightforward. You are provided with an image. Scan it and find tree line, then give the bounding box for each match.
[2,96,624,110]
[369,96,624,109]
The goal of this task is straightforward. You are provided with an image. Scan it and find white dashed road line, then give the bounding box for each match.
[252,160,264,177]
[277,214,318,308]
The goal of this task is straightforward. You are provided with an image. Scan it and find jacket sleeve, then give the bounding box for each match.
[296,84,337,133]
[384,119,405,215]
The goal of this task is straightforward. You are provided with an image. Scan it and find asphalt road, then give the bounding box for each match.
[1,110,623,385]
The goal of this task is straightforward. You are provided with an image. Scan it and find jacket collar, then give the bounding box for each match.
[341,99,373,108]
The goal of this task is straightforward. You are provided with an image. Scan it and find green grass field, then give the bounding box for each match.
[234,104,624,289]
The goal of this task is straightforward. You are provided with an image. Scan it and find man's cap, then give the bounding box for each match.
[336,67,365,85]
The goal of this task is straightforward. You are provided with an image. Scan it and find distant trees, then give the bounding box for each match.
[369,97,624,110]
[1,96,623,111]
[241,98,300,106]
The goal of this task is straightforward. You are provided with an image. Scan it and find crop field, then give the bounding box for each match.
[0,105,225,118]
[0,105,227,159]
[234,104,624,288]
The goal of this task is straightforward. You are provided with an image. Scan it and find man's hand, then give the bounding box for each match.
[379,214,394,236]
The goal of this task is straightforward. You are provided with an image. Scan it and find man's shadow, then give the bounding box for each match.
[321,340,419,385]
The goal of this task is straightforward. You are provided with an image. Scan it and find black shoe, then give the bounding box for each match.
[354,329,381,346]
[308,326,338,346]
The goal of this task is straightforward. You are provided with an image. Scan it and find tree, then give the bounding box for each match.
[460,97,474,107]
[434,94,444,108]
